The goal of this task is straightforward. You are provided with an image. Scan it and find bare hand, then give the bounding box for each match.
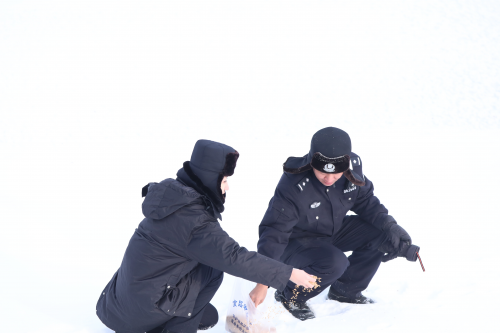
[249,283,268,307]
[289,268,317,289]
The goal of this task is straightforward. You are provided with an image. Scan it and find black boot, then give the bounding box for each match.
[146,303,218,333]
[327,281,374,304]
[274,290,315,321]
[198,303,218,330]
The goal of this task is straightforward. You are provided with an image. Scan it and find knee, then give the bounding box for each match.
[334,253,350,274]
[199,303,219,330]
[313,246,349,275]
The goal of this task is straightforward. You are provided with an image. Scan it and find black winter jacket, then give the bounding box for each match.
[96,178,293,333]
[257,152,393,261]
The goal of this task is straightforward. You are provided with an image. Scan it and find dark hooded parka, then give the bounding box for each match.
[96,140,293,333]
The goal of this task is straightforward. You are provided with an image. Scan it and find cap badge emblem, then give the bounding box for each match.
[324,163,335,172]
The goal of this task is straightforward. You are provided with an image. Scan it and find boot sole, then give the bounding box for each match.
[327,291,374,304]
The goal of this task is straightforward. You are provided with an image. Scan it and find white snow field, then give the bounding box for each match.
[1,1,499,332]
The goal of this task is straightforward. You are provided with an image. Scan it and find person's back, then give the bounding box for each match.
[97,179,209,331]
[96,139,316,333]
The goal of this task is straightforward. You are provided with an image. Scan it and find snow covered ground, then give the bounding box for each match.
[1,1,499,332]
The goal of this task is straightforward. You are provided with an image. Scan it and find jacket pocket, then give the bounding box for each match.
[157,285,179,315]
[154,274,178,312]
[307,207,334,236]
[306,212,319,233]
[166,275,179,288]
[271,200,293,221]
[340,196,355,210]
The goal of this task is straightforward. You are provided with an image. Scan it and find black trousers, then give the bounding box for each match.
[147,264,223,333]
[280,216,387,303]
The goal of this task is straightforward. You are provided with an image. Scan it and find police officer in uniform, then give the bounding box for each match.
[249,127,413,321]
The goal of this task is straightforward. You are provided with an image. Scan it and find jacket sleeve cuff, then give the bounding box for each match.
[274,264,293,291]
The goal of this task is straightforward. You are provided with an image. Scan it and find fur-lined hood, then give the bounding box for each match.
[176,139,239,219]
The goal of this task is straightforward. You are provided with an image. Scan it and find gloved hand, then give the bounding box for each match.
[379,240,418,262]
[383,220,411,249]
[380,220,412,261]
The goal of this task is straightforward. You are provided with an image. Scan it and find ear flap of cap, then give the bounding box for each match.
[343,169,366,186]
[282,156,313,174]
[222,151,239,176]
[283,163,313,174]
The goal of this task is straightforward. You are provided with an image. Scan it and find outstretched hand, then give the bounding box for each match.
[250,269,316,307]
[249,284,268,307]
[290,268,317,289]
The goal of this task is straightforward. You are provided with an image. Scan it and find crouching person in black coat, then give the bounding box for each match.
[96,139,316,333]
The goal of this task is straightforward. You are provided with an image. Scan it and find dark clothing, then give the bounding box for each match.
[187,140,238,207]
[258,152,392,262]
[97,178,293,333]
[257,152,391,301]
[145,265,223,333]
[197,302,219,330]
[175,139,239,220]
[281,127,366,186]
[280,215,386,302]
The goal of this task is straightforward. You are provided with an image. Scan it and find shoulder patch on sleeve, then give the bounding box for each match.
[350,152,363,177]
[295,175,311,193]
[351,155,361,167]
